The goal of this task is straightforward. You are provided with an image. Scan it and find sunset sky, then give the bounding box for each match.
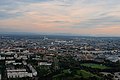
[0,0,120,36]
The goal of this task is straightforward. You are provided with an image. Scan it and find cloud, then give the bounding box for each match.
[0,0,120,36]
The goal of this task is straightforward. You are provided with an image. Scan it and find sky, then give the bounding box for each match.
[0,0,120,36]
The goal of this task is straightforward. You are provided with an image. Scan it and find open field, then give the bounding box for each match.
[81,63,110,69]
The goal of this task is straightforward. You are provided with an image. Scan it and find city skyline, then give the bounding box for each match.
[0,0,120,36]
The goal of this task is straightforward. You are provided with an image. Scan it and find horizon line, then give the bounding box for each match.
[0,32,120,37]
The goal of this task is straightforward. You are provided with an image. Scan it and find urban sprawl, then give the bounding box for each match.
[0,35,120,80]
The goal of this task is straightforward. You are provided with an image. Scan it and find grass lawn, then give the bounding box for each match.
[77,70,95,77]
[81,63,110,69]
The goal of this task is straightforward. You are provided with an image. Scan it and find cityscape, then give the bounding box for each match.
[0,35,120,80]
[0,0,120,80]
